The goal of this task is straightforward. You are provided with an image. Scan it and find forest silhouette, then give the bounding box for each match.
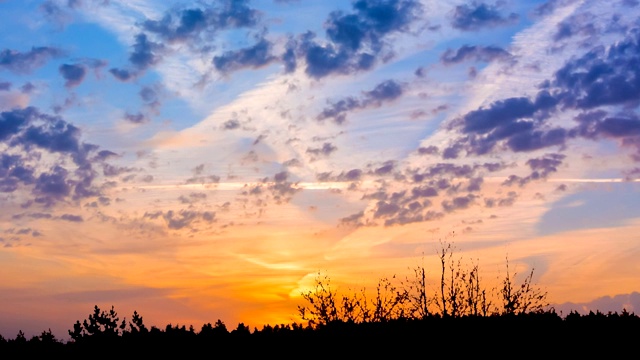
[2,241,638,356]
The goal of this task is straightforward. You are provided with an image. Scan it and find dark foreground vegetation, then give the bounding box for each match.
[2,242,638,356]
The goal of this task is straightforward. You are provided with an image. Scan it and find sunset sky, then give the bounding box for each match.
[2,0,640,339]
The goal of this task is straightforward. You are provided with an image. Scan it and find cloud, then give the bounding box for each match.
[554,30,640,110]
[338,159,506,227]
[503,153,566,187]
[447,90,562,156]
[450,2,519,31]
[185,175,220,185]
[316,96,360,124]
[282,38,297,73]
[213,38,276,74]
[33,166,72,204]
[142,1,260,43]
[555,292,640,315]
[362,79,403,105]
[109,68,136,82]
[317,79,404,123]
[317,168,364,182]
[0,107,113,205]
[60,214,84,222]
[123,112,149,124]
[441,45,512,64]
[553,11,598,41]
[239,171,302,208]
[373,160,395,175]
[108,33,163,81]
[129,33,164,70]
[0,47,63,74]
[102,163,137,177]
[0,153,35,192]
[144,209,216,230]
[139,86,157,103]
[417,145,439,155]
[222,119,240,130]
[447,26,640,161]
[59,63,87,88]
[298,0,423,78]
[442,194,477,212]
[306,142,337,157]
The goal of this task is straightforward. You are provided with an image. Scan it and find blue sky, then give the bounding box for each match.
[1,0,640,338]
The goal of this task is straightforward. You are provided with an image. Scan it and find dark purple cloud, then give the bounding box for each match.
[441,45,511,64]
[450,2,519,31]
[446,90,562,156]
[553,12,598,41]
[299,0,423,79]
[185,175,220,185]
[17,119,82,155]
[340,168,363,181]
[417,145,439,155]
[317,96,359,124]
[0,154,34,192]
[363,79,403,105]
[102,164,137,177]
[526,153,565,176]
[34,166,72,204]
[316,168,363,182]
[59,63,86,87]
[109,33,163,81]
[317,79,404,123]
[109,68,135,82]
[442,194,476,212]
[484,191,517,207]
[140,86,158,103]
[0,82,11,91]
[213,38,276,74]
[222,119,240,130]
[144,209,216,230]
[142,1,260,43]
[20,82,35,94]
[448,26,640,162]
[0,107,36,141]
[467,177,483,192]
[0,107,114,205]
[60,214,84,222]
[461,93,554,134]
[178,193,204,205]
[123,112,149,124]
[144,8,208,43]
[595,116,640,138]
[282,38,297,73]
[554,31,640,110]
[129,33,163,70]
[411,185,438,198]
[374,160,395,175]
[240,171,301,207]
[503,154,565,187]
[306,142,337,157]
[0,46,63,74]
[339,157,506,227]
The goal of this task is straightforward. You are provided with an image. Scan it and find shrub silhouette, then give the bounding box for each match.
[298,240,549,324]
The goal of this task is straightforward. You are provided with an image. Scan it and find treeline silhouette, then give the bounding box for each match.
[1,242,639,356]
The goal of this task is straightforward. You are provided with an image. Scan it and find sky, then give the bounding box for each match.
[1,0,640,339]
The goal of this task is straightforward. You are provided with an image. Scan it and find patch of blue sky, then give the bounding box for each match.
[56,21,128,64]
[259,1,341,37]
[536,182,640,236]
